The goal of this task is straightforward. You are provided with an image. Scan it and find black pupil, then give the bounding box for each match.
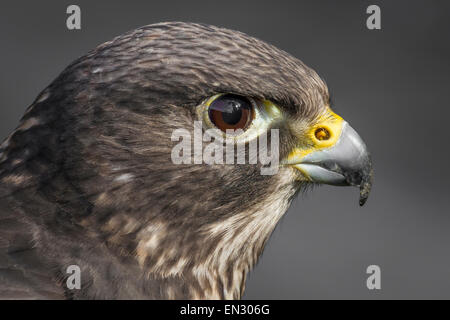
[209,95,250,125]
[222,101,242,125]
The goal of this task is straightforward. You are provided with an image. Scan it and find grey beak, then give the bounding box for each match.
[294,122,373,206]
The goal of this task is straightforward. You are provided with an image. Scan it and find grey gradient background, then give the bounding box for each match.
[1,0,449,299]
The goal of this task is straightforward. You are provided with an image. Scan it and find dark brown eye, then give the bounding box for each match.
[208,94,254,132]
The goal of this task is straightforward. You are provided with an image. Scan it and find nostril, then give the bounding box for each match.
[315,127,330,141]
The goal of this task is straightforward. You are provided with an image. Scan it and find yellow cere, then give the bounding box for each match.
[287,107,344,162]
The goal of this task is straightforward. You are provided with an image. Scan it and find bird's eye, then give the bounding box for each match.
[208,94,254,132]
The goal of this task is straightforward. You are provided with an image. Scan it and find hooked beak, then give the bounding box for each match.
[286,110,373,206]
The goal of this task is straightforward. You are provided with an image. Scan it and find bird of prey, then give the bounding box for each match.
[0,22,372,299]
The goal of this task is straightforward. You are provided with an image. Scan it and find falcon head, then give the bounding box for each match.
[0,22,372,299]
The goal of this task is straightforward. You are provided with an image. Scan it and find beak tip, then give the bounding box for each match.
[359,196,368,207]
[358,167,373,207]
